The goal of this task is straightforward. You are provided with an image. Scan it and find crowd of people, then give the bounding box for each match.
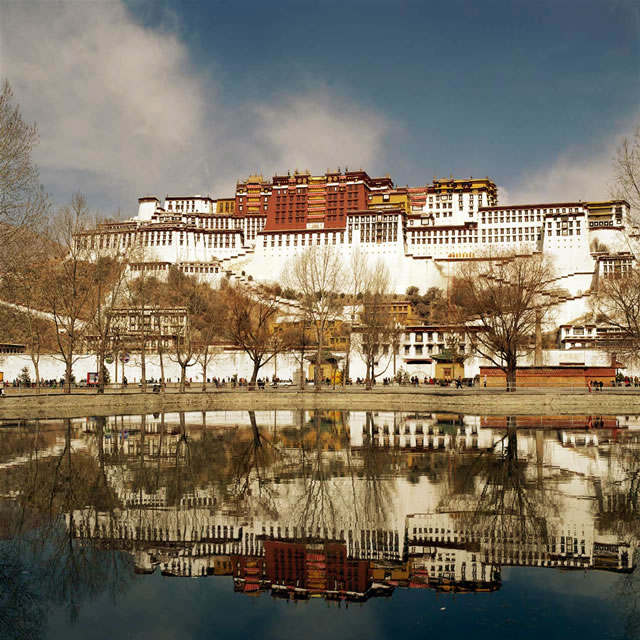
[5,372,640,393]
[3,378,68,388]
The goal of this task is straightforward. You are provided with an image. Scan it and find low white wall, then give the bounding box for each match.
[1,347,625,386]
[0,351,302,385]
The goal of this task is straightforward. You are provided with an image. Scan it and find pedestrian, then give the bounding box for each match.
[483,375,487,388]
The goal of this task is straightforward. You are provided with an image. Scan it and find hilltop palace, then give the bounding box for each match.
[76,169,634,325]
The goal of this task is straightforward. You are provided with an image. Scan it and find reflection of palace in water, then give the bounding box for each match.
[6,410,638,603]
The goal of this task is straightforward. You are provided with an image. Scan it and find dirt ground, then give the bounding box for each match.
[2,386,640,420]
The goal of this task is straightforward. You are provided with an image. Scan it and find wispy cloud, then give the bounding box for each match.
[499,112,640,206]
[1,0,395,214]
[251,89,393,178]
[1,0,208,212]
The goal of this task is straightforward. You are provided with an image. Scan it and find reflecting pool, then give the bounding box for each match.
[1,410,639,639]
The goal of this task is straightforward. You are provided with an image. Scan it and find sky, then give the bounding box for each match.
[0,0,639,217]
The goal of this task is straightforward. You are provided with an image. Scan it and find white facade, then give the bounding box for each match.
[72,186,637,334]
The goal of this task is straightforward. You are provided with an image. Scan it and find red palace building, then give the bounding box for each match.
[235,169,394,232]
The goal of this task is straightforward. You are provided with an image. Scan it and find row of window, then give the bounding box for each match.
[602,259,632,275]
[411,236,476,245]
[481,232,540,243]
[166,199,213,213]
[483,212,544,224]
[197,217,234,229]
[268,232,345,247]
[177,233,238,248]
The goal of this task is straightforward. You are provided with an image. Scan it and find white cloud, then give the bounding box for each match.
[499,114,640,206]
[252,90,392,177]
[0,1,394,214]
[1,0,209,211]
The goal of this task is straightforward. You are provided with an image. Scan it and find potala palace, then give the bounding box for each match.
[76,169,634,327]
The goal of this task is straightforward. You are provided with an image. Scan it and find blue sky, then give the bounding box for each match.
[1,0,639,215]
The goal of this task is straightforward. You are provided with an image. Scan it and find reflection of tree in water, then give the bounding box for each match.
[353,412,396,530]
[456,417,554,546]
[295,411,343,537]
[603,440,640,640]
[597,442,640,540]
[291,410,396,538]
[616,551,640,640]
[0,417,133,637]
[41,419,132,623]
[228,410,282,519]
[0,533,44,639]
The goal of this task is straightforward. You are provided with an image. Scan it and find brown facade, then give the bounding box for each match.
[479,415,619,429]
[236,170,393,232]
[233,541,371,599]
[479,365,618,388]
[264,540,370,596]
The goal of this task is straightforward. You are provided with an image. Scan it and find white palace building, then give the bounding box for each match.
[75,169,635,326]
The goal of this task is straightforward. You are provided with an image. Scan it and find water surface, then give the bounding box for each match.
[1,410,639,639]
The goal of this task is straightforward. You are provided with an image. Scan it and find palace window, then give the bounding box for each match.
[602,258,633,278]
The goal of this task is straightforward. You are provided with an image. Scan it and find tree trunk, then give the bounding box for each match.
[201,346,209,392]
[140,342,147,393]
[506,359,517,392]
[159,349,165,393]
[344,331,351,387]
[97,348,105,394]
[249,359,260,390]
[32,356,40,395]
[65,356,72,394]
[179,364,186,393]
[315,331,323,392]
[201,362,208,392]
[299,345,306,390]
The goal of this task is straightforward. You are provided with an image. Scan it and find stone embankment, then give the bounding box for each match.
[2,387,640,420]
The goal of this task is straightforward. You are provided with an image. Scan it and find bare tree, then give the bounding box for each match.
[45,194,96,393]
[0,80,49,250]
[222,284,285,389]
[163,269,222,392]
[280,312,315,389]
[171,311,198,393]
[87,253,128,394]
[1,236,57,390]
[455,253,555,391]
[354,260,396,389]
[123,251,154,393]
[341,248,369,386]
[192,283,224,392]
[613,124,640,216]
[284,246,346,390]
[592,266,640,364]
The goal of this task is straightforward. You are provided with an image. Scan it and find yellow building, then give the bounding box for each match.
[216,198,235,214]
[368,188,411,213]
[586,200,626,227]
[308,359,342,385]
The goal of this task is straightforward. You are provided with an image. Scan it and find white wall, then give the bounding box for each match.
[0,351,303,385]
